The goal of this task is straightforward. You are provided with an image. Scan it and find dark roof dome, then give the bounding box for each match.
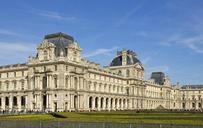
[44,32,74,57]
[110,50,142,66]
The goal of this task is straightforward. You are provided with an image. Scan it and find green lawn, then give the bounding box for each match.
[0,111,203,126]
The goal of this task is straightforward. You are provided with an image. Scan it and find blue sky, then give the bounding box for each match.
[0,0,202,85]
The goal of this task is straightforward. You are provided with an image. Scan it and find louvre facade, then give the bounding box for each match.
[0,32,202,112]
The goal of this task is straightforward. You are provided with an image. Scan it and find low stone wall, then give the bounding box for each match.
[0,121,201,128]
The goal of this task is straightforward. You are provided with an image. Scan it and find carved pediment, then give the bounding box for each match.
[37,40,55,50]
[135,63,144,70]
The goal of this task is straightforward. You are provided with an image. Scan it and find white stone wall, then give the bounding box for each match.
[0,36,202,113]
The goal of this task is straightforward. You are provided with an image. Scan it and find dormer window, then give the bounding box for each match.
[44,50,48,60]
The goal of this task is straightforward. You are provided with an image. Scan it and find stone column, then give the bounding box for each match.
[121,99,123,110]
[107,98,110,111]
[70,94,73,109]
[17,96,21,112]
[9,96,13,112]
[126,99,128,110]
[36,76,39,89]
[98,97,101,111]
[112,98,115,110]
[39,94,43,111]
[46,75,49,89]
[79,77,82,90]
[71,76,74,89]
[1,97,5,111]
[92,97,95,110]
[46,94,49,111]
[68,76,71,89]
[103,98,106,110]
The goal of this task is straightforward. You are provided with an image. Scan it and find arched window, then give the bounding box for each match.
[13,97,17,106]
[126,69,130,77]
[95,97,98,108]
[89,97,92,109]
[100,97,104,108]
[74,95,77,109]
[44,50,48,60]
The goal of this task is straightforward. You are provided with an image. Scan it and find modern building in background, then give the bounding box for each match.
[0,32,202,112]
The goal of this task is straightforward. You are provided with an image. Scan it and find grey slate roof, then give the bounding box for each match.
[181,85,203,89]
[110,50,142,66]
[150,72,165,85]
[0,63,27,69]
[44,32,74,57]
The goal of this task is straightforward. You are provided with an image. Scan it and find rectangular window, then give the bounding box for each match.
[14,81,17,90]
[21,81,24,90]
[65,77,68,88]
[55,65,57,71]
[54,77,57,88]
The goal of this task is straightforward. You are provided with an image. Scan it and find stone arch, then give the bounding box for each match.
[119,99,122,109]
[21,96,26,107]
[89,96,93,109]
[115,98,118,109]
[123,99,126,109]
[5,97,9,106]
[95,97,98,109]
[74,95,78,110]
[127,99,129,109]
[106,98,109,109]
[13,96,17,106]
[110,98,113,109]
[100,97,104,109]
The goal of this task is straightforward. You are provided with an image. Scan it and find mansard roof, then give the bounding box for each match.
[0,63,27,70]
[44,32,74,57]
[150,72,165,85]
[181,85,203,89]
[110,50,142,67]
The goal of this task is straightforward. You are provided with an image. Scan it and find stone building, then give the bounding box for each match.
[0,32,202,112]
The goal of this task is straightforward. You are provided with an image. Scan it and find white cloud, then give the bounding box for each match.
[115,3,144,27]
[38,10,76,21]
[0,42,36,65]
[161,34,203,53]
[0,29,21,36]
[83,47,119,58]
[0,42,35,53]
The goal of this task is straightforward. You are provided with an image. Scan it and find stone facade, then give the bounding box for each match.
[0,32,202,112]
